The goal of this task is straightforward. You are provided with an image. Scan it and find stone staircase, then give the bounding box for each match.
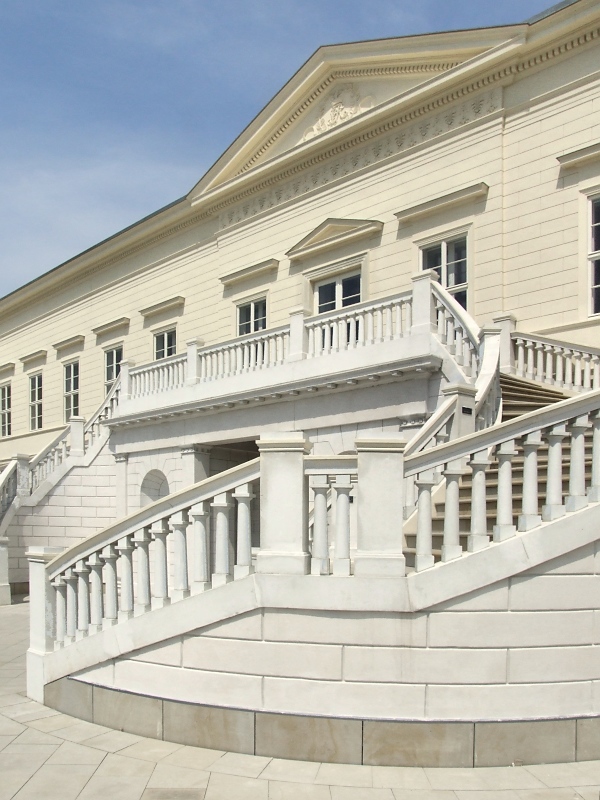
[404,373,587,566]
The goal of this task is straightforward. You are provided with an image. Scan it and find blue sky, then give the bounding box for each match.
[0,0,564,298]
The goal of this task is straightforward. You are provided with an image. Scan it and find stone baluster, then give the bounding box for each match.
[332,475,352,576]
[101,544,118,625]
[134,527,152,613]
[212,492,233,586]
[542,424,567,521]
[442,460,463,562]
[415,471,435,572]
[171,511,191,600]
[563,349,573,390]
[309,475,330,575]
[64,568,77,645]
[593,357,600,390]
[234,483,255,579]
[53,576,67,646]
[554,346,564,388]
[583,353,592,390]
[588,411,600,502]
[515,338,525,378]
[544,344,554,384]
[117,535,134,621]
[150,519,170,608]
[573,352,583,391]
[525,341,535,381]
[518,431,542,531]
[493,440,517,541]
[190,502,211,593]
[446,314,456,355]
[87,553,104,635]
[566,415,589,512]
[468,449,491,552]
[74,559,90,639]
[535,342,544,382]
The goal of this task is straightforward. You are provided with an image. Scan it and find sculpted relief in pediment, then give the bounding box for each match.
[301,84,373,142]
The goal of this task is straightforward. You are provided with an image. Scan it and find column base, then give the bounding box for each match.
[212,573,233,588]
[102,618,118,629]
[311,557,330,576]
[441,544,462,562]
[518,514,542,531]
[191,581,212,595]
[151,597,171,610]
[118,611,133,623]
[234,565,255,580]
[542,504,566,522]
[588,487,600,502]
[134,604,152,616]
[75,629,89,641]
[332,558,351,576]
[415,553,435,572]
[171,589,191,602]
[353,553,406,577]
[467,534,490,553]
[493,524,516,542]
[255,551,310,575]
[88,624,103,636]
[566,496,588,513]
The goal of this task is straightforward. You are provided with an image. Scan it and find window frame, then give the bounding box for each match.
[313,270,362,315]
[154,328,177,360]
[590,196,600,316]
[416,226,470,310]
[63,360,80,423]
[0,384,11,438]
[238,297,267,336]
[29,373,43,431]
[104,344,123,393]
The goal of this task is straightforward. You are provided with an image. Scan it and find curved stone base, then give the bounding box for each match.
[44,677,600,768]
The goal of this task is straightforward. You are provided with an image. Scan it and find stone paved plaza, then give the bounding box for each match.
[1,601,600,800]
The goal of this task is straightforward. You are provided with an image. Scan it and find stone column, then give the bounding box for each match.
[186,337,204,386]
[114,453,128,518]
[255,431,311,575]
[442,383,477,441]
[69,417,85,457]
[26,546,63,702]
[491,313,517,374]
[354,434,406,577]
[180,445,210,487]
[410,269,439,335]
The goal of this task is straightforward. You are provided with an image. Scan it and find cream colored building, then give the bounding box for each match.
[4,0,600,769]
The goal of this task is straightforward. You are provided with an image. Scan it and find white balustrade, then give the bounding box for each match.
[432,286,479,378]
[130,355,187,398]
[512,334,600,393]
[198,327,289,382]
[44,460,260,649]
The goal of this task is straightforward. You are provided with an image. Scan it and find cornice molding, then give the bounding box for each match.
[287,218,383,262]
[53,335,85,354]
[219,259,279,288]
[395,183,489,223]
[20,350,47,367]
[92,317,131,337]
[237,62,461,176]
[0,362,15,379]
[139,296,185,319]
[557,140,600,167]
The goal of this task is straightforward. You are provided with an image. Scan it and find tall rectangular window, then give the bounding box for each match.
[238,298,267,335]
[29,374,42,431]
[0,385,11,437]
[591,198,600,315]
[155,329,176,359]
[423,235,468,309]
[315,273,361,314]
[64,361,79,422]
[105,346,123,392]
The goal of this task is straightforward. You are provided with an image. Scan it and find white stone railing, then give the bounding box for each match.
[512,332,600,393]
[39,458,259,647]
[197,325,290,380]
[432,283,480,378]
[129,354,187,398]
[404,387,600,571]
[0,460,18,523]
[304,293,412,358]
[29,378,121,494]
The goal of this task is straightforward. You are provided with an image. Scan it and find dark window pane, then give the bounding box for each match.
[423,245,442,279]
[593,199,600,225]
[254,299,267,331]
[342,274,361,307]
[593,260,600,287]
[318,282,336,313]
[593,285,600,315]
[238,303,252,335]
[452,289,467,309]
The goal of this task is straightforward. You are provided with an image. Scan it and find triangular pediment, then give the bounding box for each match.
[187,26,525,204]
[286,218,383,262]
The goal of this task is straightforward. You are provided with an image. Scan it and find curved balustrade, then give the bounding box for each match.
[305,293,412,358]
[46,459,260,648]
[130,355,187,398]
[432,285,480,378]
[29,379,122,494]
[512,333,600,392]
[198,326,289,381]
[0,460,17,523]
[405,388,600,572]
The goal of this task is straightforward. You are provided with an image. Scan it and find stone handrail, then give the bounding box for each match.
[512,332,600,392]
[432,283,480,378]
[29,378,122,493]
[404,387,600,571]
[0,460,17,523]
[474,327,502,430]
[43,458,260,647]
[198,325,289,381]
[304,292,412,358]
